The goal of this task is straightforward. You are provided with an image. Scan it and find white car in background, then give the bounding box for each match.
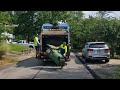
[82,42,110,62]
[11,40,18,44]
[28,42,34,48]
[18,40,34,48]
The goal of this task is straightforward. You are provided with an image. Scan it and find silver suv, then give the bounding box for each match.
[82,42,110,62]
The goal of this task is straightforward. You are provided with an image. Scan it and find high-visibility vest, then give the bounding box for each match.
[59,44,67,54]
[34,37,39,46]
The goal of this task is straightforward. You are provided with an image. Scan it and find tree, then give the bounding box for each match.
[67,11,84,49]
[0,11,13,41]
[95,11,120,57]
[96,11,112,19]
[14,11,37,42]
[14,11,72,42]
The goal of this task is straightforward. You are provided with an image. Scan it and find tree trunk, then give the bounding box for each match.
[111,44,115,58]
[25,35,28,43]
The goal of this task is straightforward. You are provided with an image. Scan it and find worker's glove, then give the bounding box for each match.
[64,54,66,56]
[58,50,60,53]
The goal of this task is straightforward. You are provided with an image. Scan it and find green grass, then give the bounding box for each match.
[0,43,29,65]
[9,44,29,52]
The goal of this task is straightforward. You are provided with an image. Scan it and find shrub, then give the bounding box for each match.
[0,40,11,59]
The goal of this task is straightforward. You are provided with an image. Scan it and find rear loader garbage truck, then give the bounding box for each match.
[38,22,70,67]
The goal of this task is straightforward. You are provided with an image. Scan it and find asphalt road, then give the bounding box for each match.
[0,52,94,79]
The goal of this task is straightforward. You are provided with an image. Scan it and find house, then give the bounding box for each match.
[1,32,15,43]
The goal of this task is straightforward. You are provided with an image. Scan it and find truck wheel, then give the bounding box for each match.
[37,54,41,60]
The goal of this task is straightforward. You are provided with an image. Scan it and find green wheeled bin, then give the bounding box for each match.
[47,44,65,67]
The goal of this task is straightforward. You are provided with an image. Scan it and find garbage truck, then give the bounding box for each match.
[38,22,70,66]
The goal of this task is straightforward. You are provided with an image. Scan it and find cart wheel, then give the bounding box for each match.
[61,65,64,69]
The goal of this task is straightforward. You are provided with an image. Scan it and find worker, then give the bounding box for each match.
[59,42,68,61]
[66,44,71,61]
[34,34,40,58]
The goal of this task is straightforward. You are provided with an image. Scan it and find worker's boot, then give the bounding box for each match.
[65,57,70,62]
[67,56,70,61]
[36,54,39,59]
[36,55,38,58]
[64,56,68,62]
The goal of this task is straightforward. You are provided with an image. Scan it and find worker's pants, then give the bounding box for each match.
[66,51,70,60]
[59,48,67,61]
[35,46,39,57]
[59,48,65,56]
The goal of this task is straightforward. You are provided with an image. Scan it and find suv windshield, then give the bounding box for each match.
[89,43,107,48]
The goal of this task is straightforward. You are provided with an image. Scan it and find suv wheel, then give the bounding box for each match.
[82,54,84,58]
[105,59,109,63]
[85,58,89,62]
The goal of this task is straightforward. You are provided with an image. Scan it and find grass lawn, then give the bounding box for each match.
[9,44,29,52]
[0,44,29,64]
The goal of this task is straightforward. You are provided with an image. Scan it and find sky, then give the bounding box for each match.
[83,11,120,18]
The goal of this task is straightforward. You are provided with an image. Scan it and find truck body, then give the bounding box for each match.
[38,22,70,61]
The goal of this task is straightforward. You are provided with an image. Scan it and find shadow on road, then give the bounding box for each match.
[70,54,82,64]
[16,57,63,73]
[16,57,58,68]
[85,59,106,64]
